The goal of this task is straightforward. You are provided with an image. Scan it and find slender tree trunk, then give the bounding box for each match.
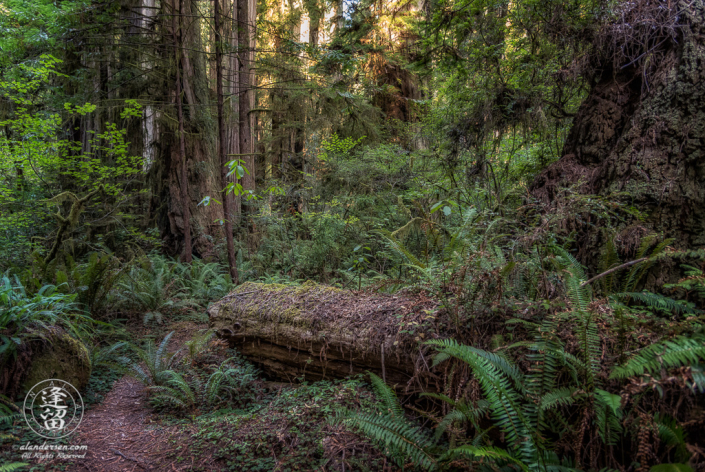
[215,0,239,284]
[173,0,192,262]
[334,0,344,34]
[225,0,241,216]
[238,0,254,194]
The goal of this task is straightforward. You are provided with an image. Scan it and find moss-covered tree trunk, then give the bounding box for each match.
[531,0,705,270]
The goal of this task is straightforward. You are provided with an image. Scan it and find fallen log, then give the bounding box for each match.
[208,281,439,387]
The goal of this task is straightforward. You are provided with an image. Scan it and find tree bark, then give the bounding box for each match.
[215,0,240,284]
[173,0,192,263]
[530,0,705,275]
[238,0,255,194]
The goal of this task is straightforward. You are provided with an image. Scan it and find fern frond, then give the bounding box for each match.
[368,372,403,418]
[0,463,29,472]
[611,336,705,380]
[429,339,523,388]
[654,413,688,462]
[377,229,427,270]
[155,331,175,372]
[427,339,533,461]
[611,292,701,315]
[338,411,437,470]
[539,388,581,411]
[441,445,528,471]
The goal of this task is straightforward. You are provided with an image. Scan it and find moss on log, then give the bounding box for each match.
[1,327,91,399]
[208,281,439,386]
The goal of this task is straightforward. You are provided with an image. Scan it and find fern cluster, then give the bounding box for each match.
[335,373,438,470]
[346,245,704,470]
[0,273,94,360]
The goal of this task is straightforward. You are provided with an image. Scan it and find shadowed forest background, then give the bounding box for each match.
[1,0,705,470]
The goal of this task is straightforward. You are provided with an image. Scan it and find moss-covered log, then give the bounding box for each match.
[208,282,439,387]
[0,327,91,399]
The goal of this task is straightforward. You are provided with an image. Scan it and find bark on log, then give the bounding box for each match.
[208,282,439,386]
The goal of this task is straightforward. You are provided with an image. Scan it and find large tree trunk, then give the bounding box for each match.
[530,0,705,272]
[151,0,222,260]
[173,0,192,263]
[238,0,255,194]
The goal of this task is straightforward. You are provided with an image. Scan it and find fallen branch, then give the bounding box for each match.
[110,448,148,470]
[580,257,648,287]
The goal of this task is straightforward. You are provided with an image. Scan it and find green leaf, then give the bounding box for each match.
[430,202,443,213]
[595,389,621,415]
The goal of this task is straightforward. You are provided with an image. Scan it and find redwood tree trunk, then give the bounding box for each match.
[173,0,192,263]
[215,0,240,284]
[530,0,705,274]
[238,0,255,194]
[151,0,221,260]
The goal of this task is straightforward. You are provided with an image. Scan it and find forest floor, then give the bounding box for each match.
[12,318,388,472]
[40,321,219,471]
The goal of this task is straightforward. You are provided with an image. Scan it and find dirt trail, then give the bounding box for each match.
[57,376,190,471]
[33,323,220,471]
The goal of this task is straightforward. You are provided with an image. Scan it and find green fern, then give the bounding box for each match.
[368,372,403,418]
[336,372,437,470]
[440,445,528,471]
[0,463,29,472]
[88,341,127,370]
[119,331,178,386]
[149,370,198,410]
[611,292,700,316]
[377,229,428,271]
[337,410,438,470]
[426,339,536,463]
[654,413,689,462]
[184,330,215,362]
[610,335,705,381]
[664,265,705,302]
[539,387,581,412]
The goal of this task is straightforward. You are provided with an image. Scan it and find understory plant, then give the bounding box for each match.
[115,256,198,324]
[0,274,92,360]
[343,249,705,470]
[118,331,179,387]
[148,357,258,415]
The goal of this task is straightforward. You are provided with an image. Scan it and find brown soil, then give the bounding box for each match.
[58,376,189,472]
[39,321,215,471]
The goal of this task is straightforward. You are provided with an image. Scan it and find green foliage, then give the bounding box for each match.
[173,259,231,307]
[337,410,438,470]
[55,252,124,314]
[115,256,200,324]
[335,373,437,470]
[0,463,29,472]
[149,357,258,414]
[654,413,690,463]
[0,273,93,360]
[184,330,216,362]
[610,335,705,386]
[664,264,705,307]
[119,331,178,387]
